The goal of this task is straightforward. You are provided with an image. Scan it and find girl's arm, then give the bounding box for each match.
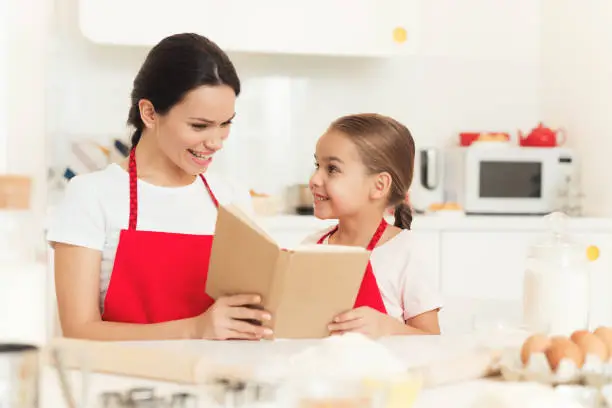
[392,310,441,335]
[54,243,269,341]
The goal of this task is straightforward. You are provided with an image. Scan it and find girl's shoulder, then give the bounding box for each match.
[301,225,337,245]
[373,229,414,258]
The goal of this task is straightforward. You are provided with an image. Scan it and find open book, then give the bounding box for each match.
[206,204,371,339]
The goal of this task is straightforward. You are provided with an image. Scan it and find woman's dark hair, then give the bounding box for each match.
[329,113,416,230]
[127,33,241,148]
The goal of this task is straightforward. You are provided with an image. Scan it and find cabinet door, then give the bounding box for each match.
[440,231,537,302]
[574,232,612,328]
[79,0,418,57]
[410,231,441,290]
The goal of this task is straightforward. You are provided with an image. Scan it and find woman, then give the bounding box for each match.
[47,33,272,341]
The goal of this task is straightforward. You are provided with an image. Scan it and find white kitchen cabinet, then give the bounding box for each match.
[439,231,537,302]
[574,232,612,328]
[78,0,419,57]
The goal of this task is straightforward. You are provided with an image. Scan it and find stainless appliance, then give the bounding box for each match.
[0,343,39,408]
[444,146,577,215]
[287,184,314,215]
[411,147,444,213]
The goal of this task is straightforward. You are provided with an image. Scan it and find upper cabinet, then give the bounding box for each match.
[78,0,420,57]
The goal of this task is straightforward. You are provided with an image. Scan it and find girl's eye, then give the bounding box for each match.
[327,165,339,174]
[314,161,320,169]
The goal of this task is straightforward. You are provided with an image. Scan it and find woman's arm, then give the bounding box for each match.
[54,243,270,341]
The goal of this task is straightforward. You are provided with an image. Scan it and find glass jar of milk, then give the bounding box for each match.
[523,212,597,336]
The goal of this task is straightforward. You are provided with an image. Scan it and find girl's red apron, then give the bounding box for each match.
[316,219,388,314]
[102,149,217,323]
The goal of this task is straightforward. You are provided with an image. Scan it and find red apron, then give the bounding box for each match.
[317,219,388,314]
[102,149,217,323]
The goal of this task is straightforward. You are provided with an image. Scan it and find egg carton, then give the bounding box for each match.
[499,349,612,386]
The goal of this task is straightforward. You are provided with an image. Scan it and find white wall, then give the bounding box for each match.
[1,0,51,224]
[0,0,8,172]
[541,0,612,216]
[47,0,542,200]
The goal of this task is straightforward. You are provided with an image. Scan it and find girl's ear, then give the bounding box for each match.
[370,172,392,200]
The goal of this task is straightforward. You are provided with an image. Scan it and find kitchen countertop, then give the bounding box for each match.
[257,213,612,232]
[39,370,532,408]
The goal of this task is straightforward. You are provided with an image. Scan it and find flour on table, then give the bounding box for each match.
[265,333,406,381]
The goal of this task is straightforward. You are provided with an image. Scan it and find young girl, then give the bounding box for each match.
[305,113,443,338]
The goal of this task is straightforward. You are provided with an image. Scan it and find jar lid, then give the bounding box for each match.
[529,212,585,261]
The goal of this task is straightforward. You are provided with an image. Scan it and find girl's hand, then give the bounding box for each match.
[328,307,398,339]
[193,294,273,340]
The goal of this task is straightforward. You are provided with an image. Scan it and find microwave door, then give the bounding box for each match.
[465,157,551,215]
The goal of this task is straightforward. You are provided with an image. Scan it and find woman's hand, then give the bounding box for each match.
[192,294,273,340]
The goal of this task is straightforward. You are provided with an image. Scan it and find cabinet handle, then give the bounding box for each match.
[587,245,600,261]
[393,27,407,43]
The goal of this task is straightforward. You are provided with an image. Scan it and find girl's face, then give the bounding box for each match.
[148,84,237,175]
[309,130,378,219]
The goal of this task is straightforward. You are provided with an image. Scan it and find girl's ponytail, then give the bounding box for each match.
[394,202,413,230]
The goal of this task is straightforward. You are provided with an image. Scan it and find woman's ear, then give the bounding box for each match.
[370,172,392,200]
[138,99,156,129]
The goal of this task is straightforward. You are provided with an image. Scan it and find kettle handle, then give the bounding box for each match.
[420,148,438,190]
[556,127,567,146]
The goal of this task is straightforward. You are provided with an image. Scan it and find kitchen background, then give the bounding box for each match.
[1,0,612,343]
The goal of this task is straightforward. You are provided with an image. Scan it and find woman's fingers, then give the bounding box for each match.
[225,330,261,341]
[221,294,262,307]
[229,306,271,322]
[227,319,272,337]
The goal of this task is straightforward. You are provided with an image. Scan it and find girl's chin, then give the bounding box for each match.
[313,206,335,220]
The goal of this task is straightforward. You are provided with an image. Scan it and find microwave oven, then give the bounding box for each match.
[444,146,577,215]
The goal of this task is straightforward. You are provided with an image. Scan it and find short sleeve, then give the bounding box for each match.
[400,248,444,321]
[46,176,106,251]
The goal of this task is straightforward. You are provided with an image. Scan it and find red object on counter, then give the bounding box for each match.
[459,132,481,146]
[518,122,567,147]
[459,132,510,146]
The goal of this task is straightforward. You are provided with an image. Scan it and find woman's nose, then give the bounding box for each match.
[204,137,223,152]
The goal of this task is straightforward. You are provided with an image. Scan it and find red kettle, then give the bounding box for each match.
[518,122,567,147]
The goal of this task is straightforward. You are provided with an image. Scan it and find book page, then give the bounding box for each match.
[292,243,368,253]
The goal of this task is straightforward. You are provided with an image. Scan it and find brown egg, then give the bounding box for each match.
[571,330,609,361]
[520,333,551,365]
[594,327,612,361]
[546,336,585,371]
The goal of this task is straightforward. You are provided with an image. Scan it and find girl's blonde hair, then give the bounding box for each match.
[329,113,415,229]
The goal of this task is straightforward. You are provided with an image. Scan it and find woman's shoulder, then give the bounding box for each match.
[55,164,125,204]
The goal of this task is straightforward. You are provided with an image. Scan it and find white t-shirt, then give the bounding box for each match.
[303,227,443,322]
[46,163,254,312]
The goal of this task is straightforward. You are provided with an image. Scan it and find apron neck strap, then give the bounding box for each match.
[317,218,388,250]
[127,149,220,231]
[128,148,138,230]
[366,219,388,251]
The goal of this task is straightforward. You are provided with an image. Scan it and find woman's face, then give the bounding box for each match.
[154,84,237,175]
